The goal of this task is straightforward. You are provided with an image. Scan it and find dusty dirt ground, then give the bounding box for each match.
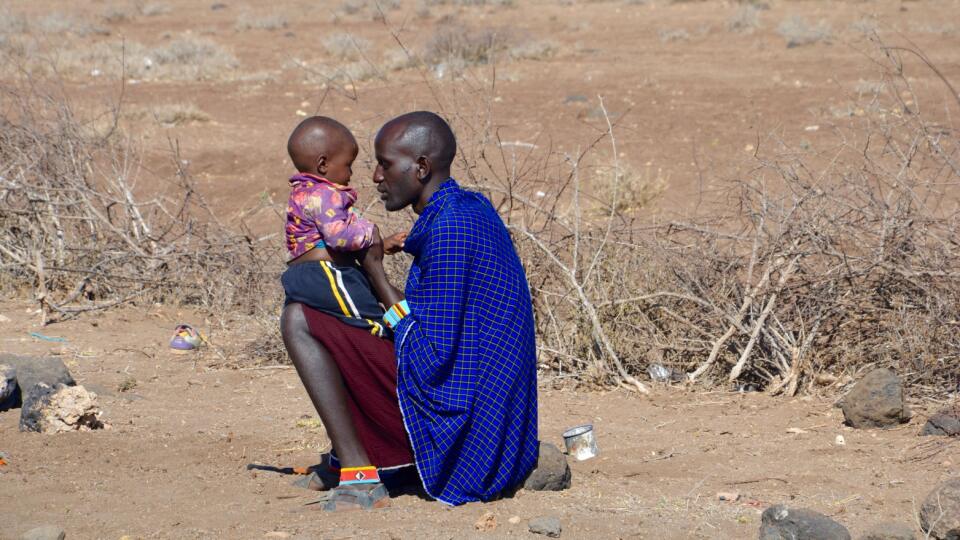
[4,0,960,538]
[2,298,959,539]
[5,0,960,235]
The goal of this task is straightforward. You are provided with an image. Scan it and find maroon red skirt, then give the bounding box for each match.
[302,306,414,469]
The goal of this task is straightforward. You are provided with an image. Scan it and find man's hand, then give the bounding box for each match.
[383,232,408,255]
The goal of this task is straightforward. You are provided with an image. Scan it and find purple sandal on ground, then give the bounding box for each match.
[169,324,202,354]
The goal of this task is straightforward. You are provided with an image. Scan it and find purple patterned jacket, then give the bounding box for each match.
[285,173,374,260]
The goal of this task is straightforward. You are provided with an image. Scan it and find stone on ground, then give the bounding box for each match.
[19,383,106,433]
[20,525,66,540]
[921,406,960,437]
[474,511,497,532]
[523,442,571,491]
[528,516,562,538]
[858,522,916,540]
[839,368,911,429]
[920,478,960,539]
[0,354,76,411]
[0,363,16,409]
[759,504,851,540]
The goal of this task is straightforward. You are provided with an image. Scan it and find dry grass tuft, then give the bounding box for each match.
[850,17,878,36]
[0,9,28,35]
[509,40,558,61]
[55,36,240,80]
[37,13,109,37]
[235,12,289,31]
[727,4,761,33]
[424,0,515,5]
[150,103,211,125]
[423,24,506,67]
[138,2,172,16]
[145,37,239,79]
[382,49,419,71]
[658,28,690,43]
[335,0,400,20]
[777,16,831,48]
[323,33,372,61]
[594,164,668,215]
[102,6,134,24]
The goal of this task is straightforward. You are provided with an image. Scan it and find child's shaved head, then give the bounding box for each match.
[287,116,358,174]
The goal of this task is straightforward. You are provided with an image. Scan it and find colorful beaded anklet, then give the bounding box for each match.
[339,465,380,486]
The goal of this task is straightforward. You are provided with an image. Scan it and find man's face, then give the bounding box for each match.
[373,128,422,212]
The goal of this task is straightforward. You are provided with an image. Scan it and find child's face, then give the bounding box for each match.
[323,142,359,185]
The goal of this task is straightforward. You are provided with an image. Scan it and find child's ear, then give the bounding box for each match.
[316,155,327,175]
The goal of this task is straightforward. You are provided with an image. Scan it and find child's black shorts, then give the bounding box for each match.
[282,261,390,338]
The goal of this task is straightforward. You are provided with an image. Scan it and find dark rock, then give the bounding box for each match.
[20,525,66,540]
[759,504,851,540]
[920,478,960,539]
[19,383,104,433]
[523,442,571,492]
[839,368,910,429]
[0,363,16,410]
[529,516,561,538]
[563,95,588,104]
[921,406,960,437]
[0,354,75,410]
[858,522,916,540]
[19,383,59,432]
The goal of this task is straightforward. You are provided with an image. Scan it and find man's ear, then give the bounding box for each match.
[416,155,432,182]
[316,155,328,175]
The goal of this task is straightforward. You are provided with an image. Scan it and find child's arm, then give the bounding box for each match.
[361,227,404,307]
[304,188,375,252]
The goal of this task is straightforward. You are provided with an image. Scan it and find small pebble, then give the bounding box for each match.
[474,511,497,532]
[20,525,65,540]
[717,491,740,502]
[529,516,562,538]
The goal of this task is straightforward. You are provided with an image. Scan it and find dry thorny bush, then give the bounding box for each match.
[0,75,282,331]
[1,35,958,397]
[473,38,960,397]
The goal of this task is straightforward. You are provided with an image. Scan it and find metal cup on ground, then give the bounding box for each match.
[562,424,599,461]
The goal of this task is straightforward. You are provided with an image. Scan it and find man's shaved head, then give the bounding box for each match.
[287,116,357,174]
[377,111,456,173]
[373,111,458,213]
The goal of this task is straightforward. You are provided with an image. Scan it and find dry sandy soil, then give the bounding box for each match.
[3,0,960,538]
[2,298,959,539]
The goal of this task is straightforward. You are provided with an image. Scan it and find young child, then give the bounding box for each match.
[281,116,404,337]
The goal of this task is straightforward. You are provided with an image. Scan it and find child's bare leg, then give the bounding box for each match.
[280,303,370,468]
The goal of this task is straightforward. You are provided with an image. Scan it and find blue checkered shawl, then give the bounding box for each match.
[393,178,539,506]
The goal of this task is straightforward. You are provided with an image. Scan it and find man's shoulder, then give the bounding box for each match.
[427,188,511,251]
[434,187,497,225]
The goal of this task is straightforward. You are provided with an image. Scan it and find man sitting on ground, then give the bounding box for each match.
[280,111,539,510]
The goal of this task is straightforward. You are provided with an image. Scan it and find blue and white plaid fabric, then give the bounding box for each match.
[394,178,539,506]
